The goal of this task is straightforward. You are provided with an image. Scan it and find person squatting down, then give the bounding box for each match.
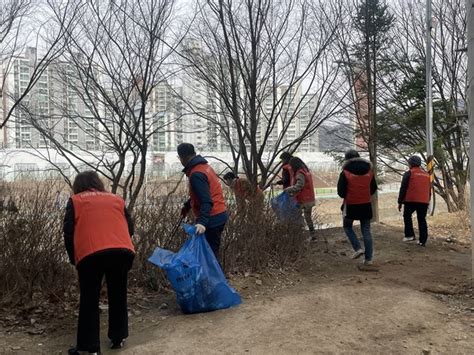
[337,150,377,265]
[178,143,228,261]
[284,157,317,241]
[223,172,264,210]
[64,171,135,355]
[398,155,431,246]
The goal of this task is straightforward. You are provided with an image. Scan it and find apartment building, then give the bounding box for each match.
[0,48,100,150]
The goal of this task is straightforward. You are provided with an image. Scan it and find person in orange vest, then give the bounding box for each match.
[398,155,431,246]
[178,143,228,260]
[223,172,264,208]
[275,152,293,189]
[63,171,135,355]
[337,150,377,265]
[284,157,316,240]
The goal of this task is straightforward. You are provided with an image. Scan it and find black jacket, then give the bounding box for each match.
[182,155,228,228]
[276,167,291,189]
[397,170,411,204]
[63,198,134,265]
[337,157,377,221]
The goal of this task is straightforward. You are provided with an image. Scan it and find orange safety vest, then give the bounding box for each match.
[71,191,134,265]
[282,164,293,188]
[344,169,373,204]
[404,167,431,204]
[234,178,262,200]
[295,168,315,204]
[187,164,227,217]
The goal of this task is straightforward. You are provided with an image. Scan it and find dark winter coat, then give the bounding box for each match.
[337,157,377,221]
[276,167,292,189]
[397,170,411,204]
[182,155,228,228]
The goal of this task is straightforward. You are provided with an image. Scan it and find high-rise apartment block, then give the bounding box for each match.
[1,47,323,153]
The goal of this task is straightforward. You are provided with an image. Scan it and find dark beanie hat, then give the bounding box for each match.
[223,172,237,180]
[177,143,196,158]
[344,149,360,160]
[408,155,422,167]
[280,152,292,162]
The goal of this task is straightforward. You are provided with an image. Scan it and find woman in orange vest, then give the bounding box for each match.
[398,156,431,246]
[64,171,135,355]
[337,150,377,265]
[285,157,316,240]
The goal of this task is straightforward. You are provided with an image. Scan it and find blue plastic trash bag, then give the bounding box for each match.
[271,191,299,221]
[148,224,241,314]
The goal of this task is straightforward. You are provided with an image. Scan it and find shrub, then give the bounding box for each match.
[0,179,311,305]
[0,181,74,306]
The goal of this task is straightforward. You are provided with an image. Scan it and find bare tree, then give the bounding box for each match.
[0,0,30,50]
[16,0,180,210]
[1,0,79,130]
[179,0,349,189]
[375,0,468,212]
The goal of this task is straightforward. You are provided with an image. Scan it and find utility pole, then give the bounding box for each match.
[466,0,474,281]
[426,0,435,215]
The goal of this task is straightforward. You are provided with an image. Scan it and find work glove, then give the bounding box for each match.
[398,203,402,212]
[195,223,206,235]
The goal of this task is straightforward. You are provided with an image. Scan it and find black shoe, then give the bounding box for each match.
[68,346,100,354]
[417,242,426,247]
[111,340,124,349]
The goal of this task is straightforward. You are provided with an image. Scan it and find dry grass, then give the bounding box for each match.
[0,180,74,306]
[0,180,309,306]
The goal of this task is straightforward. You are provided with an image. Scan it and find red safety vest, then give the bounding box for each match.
[404,167,431,204]
[344,169,373,204]
[282,164,293,188]
[295,168,315,204]
[187,163,227,217]
[71,191,134,265]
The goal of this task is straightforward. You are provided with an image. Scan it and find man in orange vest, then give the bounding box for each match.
[337,150,377,265]
[178,143,228,259]
[398,155,431,246]
[275,152,293,189]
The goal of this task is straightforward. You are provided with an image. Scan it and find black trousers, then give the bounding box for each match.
[76,250,134,352]
[403,202,429,244]
[205,224,225,261]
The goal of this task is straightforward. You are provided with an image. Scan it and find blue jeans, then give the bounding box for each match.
[343,218,373,261]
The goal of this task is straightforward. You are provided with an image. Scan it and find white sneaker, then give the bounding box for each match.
[403,236,415,242]
[352,249,364,259]
[363,259,373,265]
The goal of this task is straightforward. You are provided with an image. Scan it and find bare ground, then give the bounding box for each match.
[0,218,472,354]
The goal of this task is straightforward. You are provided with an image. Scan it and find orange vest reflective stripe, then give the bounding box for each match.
[295,168,315,204]
[188,164,227,217]
[344,169,373,204]
[282,164,293,188]
[71,191,134,265]
[405,167,431,204]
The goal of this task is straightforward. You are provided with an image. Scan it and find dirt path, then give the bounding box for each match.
[1,223,472,354]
